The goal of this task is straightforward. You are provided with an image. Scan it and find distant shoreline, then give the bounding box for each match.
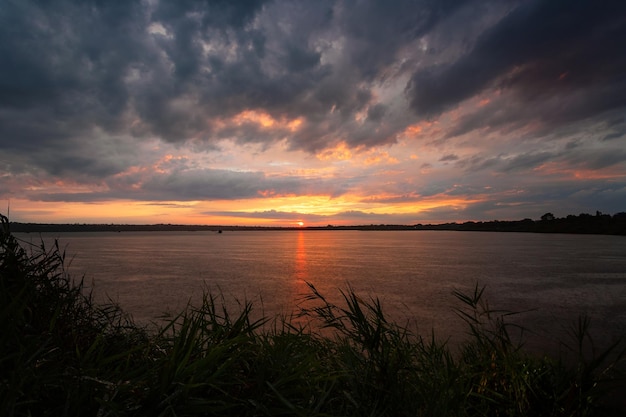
[9,211,626,235]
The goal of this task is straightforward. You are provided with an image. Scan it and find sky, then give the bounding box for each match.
[1,0,625,226]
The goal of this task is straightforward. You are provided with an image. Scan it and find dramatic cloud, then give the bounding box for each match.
[1,0,625,224]
[407,1,626,117]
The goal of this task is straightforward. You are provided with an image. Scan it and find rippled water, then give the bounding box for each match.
[16,230,626,351]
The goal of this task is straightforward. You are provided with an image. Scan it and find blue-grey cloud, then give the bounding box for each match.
[25,166,342,203]
[439,154,459,162]
[407,1,626,120]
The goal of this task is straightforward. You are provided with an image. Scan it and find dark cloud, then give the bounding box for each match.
[26,167,341,203]
[339,0,471,79]
[497,152,555,173]
[564,148,626,171]
[140,169,283,200]
[601,131,626,142]
[457,145,626,175]
[0,0,148,139]
[442,96,535,140]
[0,0,475,160]
[3,0,624,157]
[366,103,387,123]
[407,0,626,125]
[456,154,501,173]
[439,154,459,162]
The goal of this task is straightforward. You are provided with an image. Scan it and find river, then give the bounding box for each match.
[15,230,626,353]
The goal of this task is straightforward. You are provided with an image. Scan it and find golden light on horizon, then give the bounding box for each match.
[6,198,201,224]
[6,187,490,227]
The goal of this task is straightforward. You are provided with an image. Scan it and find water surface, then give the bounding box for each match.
[17,230,626,351]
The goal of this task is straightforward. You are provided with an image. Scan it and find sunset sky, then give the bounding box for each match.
[1,0,625,226]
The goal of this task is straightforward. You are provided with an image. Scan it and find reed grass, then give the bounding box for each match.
[1,213,624,416]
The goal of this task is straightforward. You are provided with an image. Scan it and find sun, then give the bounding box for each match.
[297,221,304,227]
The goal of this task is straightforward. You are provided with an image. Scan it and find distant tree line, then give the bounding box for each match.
[413,211,626,235]
[7,211,626,235]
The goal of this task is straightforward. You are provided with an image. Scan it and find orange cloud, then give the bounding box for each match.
[316,142,352,161]
[286,167,337,179]
[359,147,400,166]
[573,169,626,180]
[534,161,626,180]
[152,154,188,173]
[232,110,303,131]
[404,124,422,135]
[256,189,299,198]
[401,121,435,138]
[233,110,275,127]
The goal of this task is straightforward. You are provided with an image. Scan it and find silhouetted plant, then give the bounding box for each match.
[2,213,624,416]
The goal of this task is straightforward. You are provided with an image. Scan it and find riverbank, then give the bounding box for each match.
[8,211,626,235]
[2,214,625,416]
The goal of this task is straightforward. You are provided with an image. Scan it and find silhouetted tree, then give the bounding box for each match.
[540,212,555,221]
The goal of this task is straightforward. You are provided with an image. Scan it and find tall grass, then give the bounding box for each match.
[1,213,624,416]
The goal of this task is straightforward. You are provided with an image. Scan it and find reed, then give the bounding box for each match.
[1,214,624,416]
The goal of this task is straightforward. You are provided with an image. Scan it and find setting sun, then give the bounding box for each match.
[297,221,304,227]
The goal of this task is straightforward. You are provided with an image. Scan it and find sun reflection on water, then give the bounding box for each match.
[294,230,308,285]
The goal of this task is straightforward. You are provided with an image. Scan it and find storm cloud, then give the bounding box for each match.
[1,0,625,224]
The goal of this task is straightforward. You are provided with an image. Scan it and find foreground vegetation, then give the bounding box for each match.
[1,214,625,416]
